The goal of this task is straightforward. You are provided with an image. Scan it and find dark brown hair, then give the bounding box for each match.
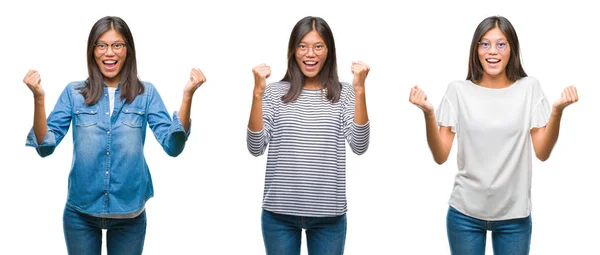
[467,16,527,82]
[281,16,341,103]
[81,16,143,105]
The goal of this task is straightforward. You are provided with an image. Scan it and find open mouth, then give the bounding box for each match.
[303,61,318,71]
[103,60,118,69]
[486,58,500,64]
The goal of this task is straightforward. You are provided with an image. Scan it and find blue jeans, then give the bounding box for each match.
[63,205,147,255]
[447,206,532,255]
[261,209,347,255]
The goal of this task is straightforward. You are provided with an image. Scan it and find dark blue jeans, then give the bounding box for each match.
[447,206,532,255]
[63,205,147,255]
[261,209,347,255]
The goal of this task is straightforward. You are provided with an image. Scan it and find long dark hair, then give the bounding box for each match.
[467,16,527,82]
[281,16,341,103]
[81,16,143,105]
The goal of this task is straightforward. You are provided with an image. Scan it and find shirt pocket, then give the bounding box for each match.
[121,107,146,128]
[74,106,99,127]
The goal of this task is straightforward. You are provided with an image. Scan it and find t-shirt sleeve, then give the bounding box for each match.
[530,82,551,129]
[436,83,458,133]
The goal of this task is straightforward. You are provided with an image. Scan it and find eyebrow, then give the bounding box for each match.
[299,41,325,45]
[480,38,507,42]
[96,40,125,44]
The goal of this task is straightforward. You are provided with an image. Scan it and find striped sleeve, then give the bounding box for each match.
[247,85,276,156]
[342,83,370,155]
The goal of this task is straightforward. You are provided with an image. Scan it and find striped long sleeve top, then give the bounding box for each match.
[247,81,370,217]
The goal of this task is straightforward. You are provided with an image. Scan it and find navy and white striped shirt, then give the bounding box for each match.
[247,81,370,217]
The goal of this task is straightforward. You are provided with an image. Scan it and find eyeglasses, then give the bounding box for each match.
[478,41,508,52]
[296,44,327,56]
[95,42,126,54]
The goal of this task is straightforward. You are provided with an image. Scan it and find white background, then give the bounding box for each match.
[1,0,598,254]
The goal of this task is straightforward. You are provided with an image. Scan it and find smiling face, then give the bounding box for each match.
[478,27,511,79]
[295,30,328,82]
[94,29,127,87]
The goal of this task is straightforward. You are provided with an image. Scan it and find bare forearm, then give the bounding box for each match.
[537,109,563,161]
[33,96,48,145]
[248,91,263,132]
[177,92,193,132]
[354,88,368,125]
[424,112,449,164]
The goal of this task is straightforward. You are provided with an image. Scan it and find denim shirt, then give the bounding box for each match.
[26,80,190,216]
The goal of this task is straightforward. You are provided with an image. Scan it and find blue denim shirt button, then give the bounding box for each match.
[106,151,110,155]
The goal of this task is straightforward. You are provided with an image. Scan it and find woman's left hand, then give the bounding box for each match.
[553,85,578,112]
[184,68,206,95]
[351,61,370,90]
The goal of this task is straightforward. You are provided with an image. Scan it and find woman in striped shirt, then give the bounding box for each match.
[247,16,370,255]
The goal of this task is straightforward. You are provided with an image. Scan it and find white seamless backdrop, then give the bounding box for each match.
[1,0,598,254]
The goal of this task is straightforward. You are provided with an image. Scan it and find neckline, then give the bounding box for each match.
[467,79,519,91]
[302,87,325,92]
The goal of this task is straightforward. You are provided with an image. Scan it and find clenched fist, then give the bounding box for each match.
[351,61,369,90]
[409,85,434,114]
[23,70,45,99]
[252,63,271,96]
[184,68,206,95]
[553,85,578,111]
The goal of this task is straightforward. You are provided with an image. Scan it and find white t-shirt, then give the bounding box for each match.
[436,76,551,221]
[108,87,117,115]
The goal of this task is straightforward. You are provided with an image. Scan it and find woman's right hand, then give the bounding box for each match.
[409,85,434,114]
[23,70,45,99]
[252,64,271,97]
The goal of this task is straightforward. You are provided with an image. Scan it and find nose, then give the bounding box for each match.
[488,44,499,54]
[305,47,316,57]
[104,45,116,56]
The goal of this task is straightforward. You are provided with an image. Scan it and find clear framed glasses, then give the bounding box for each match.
[478,41,508,52]
[296,44,327,56]
[95,42,126,54]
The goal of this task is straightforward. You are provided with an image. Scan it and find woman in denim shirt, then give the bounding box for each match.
[23,16,205,254]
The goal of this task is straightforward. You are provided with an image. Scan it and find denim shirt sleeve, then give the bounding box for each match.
[25,85,73,157]
[146,84,190,157]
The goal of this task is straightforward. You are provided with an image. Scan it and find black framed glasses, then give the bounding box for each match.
[296,44,327,56]
[95,42,126,54]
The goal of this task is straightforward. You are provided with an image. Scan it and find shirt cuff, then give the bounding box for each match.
[25,129,57,157]
[247,127,264,135]
[25,128,56,148]
[171,111,191,140]
[353,120,370,129]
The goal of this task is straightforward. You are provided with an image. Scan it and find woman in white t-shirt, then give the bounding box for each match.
[409,16,578,255]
